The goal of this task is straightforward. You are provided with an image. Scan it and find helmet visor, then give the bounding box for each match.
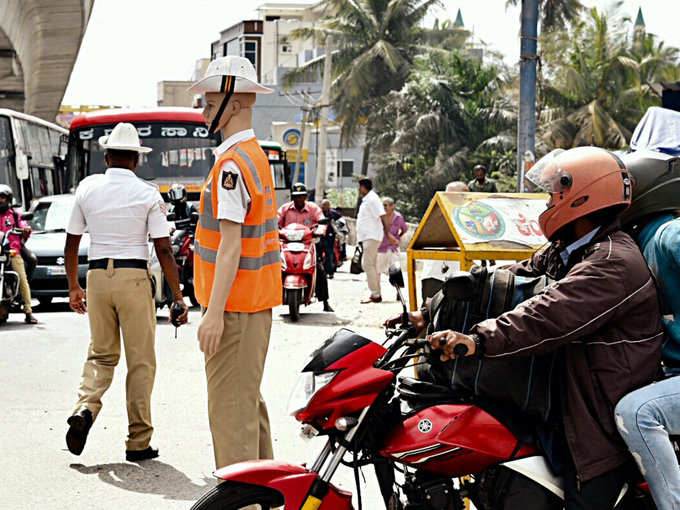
[525,149,573,194]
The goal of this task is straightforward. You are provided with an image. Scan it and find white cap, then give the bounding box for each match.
[187,55,273,95]
[98,122,152,153]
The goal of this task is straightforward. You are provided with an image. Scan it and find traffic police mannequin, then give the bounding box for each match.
[64,122,188,460]
[188,56,282,469]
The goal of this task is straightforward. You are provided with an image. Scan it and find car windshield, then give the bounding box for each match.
[29,197,75,233]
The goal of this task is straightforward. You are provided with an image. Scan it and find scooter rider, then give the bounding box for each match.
[167,183,197,222]
[614,151,680,510]
[422,147,663,509]
[0,185,37,324]
[278,183,333,312]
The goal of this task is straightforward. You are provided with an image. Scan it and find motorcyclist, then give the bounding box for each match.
[0,185,37,324]
[319,199,340,278]
[397,147,663,509]
[613,151,680,510]
[277,183,333,312]
[167,183,198,222]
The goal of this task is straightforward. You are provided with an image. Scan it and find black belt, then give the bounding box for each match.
[88,258,147,270]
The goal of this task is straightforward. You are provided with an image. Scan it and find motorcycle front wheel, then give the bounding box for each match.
[0,302,8,324]
[287,289,300,322]
[191,482,283,510]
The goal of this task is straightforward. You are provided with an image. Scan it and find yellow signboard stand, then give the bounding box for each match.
[406,192,550,310]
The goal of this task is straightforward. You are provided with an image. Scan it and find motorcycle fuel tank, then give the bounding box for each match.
[381,404,536,476]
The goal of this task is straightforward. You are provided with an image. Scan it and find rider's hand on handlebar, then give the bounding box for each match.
[383,310,427,335]
[428,330,476,362]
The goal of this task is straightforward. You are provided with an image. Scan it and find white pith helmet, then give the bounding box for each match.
[98,122,152,153]
[187,55,273,95]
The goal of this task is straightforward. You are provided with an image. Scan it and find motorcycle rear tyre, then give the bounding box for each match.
[288,289,300,322]
[0,303,9,325]
[190,481,283,510]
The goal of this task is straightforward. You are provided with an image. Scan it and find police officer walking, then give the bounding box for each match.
[188,56,282,469]
[64,122,188,460]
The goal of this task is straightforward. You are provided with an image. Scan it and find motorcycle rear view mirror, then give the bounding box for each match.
[166,212,176,221]
[443,271,476,301]
[318,217,330,225]
[388,265,405,288]
[20,212,33,221]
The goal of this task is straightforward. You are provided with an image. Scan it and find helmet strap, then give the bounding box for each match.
[209,75,236,135]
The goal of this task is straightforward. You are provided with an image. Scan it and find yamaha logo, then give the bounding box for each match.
[417,419,433,434]
[56,257,65,265]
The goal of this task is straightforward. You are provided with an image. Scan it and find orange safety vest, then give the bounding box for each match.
[194,137,282,313]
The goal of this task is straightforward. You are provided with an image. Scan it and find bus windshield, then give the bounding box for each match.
[69,122,219,190]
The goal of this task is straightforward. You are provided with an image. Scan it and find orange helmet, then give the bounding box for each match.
[525,147,632,240]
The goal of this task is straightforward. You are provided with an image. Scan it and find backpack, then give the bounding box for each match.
[424,266,559,423]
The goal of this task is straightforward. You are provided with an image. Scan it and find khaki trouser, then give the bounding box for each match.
[362,239,381,298]
[205,308,273,469]
[10,254,31,314]
[72,261,156,451]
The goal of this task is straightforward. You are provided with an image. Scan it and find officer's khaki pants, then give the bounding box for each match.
[72,261,156,451]
[362,239,381,298]
[205,308,273,469]
[9,254,31,314]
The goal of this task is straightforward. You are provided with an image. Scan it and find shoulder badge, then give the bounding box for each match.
[222,170,239,191]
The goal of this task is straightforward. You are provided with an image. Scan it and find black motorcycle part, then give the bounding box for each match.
[470,466,562,510]
[403,471,463,510]
[303,329,371,372]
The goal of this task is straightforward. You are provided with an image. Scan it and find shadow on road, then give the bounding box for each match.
[279,311,352,326]
[0,320,49,332]
[70,460,214,501]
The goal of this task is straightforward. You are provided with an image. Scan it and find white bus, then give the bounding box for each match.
[0,109,68,209]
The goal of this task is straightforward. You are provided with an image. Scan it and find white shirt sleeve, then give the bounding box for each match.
[147,190,171,239]
[66,190,87,235]
[216,160,252,223]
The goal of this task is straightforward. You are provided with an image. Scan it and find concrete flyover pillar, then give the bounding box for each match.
[0,0,94,121]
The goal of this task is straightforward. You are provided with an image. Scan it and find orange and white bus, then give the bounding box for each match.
[65,107,220,199]
[65,107,292,204]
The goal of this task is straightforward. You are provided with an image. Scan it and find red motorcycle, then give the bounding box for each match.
[279,221,327,321]
[191,267,654,510]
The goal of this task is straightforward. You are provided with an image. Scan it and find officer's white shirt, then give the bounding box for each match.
[214,129,254,224]
[67,167,170,260]
[356,190,386,243]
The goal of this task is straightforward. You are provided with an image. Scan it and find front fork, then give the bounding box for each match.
[301,407,371,509]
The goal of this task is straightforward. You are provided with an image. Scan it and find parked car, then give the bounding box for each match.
[25,194,89,307]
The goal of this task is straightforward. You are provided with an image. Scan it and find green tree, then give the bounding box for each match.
[370,52,515,220]
[506,0,584,32]
[284,0,468,172]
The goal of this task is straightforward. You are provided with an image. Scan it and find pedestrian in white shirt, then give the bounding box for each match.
[356,178,396,303]
[63,122,188,461]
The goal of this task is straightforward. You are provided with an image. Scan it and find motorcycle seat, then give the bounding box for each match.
[398,376,458,403]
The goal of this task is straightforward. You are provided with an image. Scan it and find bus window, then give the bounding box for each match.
[0,116,18,197]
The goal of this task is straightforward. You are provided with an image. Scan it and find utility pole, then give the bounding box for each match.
[292,105,311,186]
[517,0,538,191]
[314,36,332,200]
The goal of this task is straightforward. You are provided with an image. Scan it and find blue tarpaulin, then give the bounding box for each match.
[630,106,680,155]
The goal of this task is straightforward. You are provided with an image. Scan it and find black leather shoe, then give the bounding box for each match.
[66,409,93,456]
[126,446,159,462]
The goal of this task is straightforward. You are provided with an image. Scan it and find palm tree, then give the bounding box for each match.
[506,0,584,33]
[283,0,467,173]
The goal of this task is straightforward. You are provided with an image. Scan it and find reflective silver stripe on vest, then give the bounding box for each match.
[239,249,280,270]
[195,240,217,263]
[241,217,279,238]
[199,177,220,232]
[234,147,263,193]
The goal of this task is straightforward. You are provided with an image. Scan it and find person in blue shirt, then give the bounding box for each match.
[615,151,680,510]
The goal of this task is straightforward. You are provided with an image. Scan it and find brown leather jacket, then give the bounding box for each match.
[473,225,663,482]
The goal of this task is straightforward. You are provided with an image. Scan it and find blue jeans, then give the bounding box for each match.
[615,376,680,510]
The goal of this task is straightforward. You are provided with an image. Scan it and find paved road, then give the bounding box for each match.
[0,264,409,509]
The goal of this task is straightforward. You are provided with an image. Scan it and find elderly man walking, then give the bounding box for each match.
[356,178,394,304]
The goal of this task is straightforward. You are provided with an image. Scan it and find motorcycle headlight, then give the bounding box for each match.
[287,370,338,417]
[285,229,305,242]
[280,250,287,270]
[303,250,313,269]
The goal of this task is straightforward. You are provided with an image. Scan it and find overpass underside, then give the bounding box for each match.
[0,0,94,121]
